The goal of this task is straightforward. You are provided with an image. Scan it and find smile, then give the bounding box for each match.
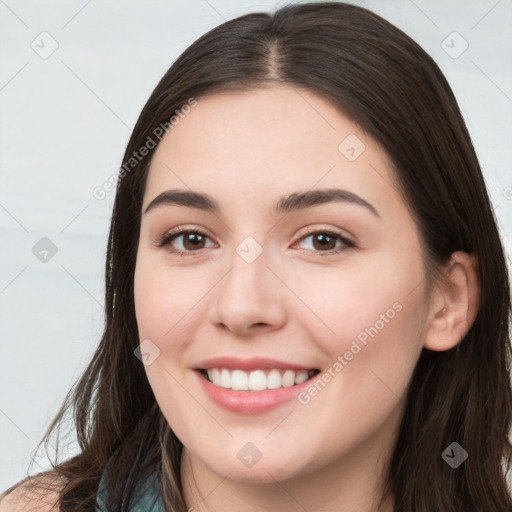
[200,368,320,391]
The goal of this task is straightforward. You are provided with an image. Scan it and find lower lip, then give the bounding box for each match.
[195,370,317,415]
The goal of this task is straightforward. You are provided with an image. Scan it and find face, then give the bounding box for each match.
[134,85,429,484]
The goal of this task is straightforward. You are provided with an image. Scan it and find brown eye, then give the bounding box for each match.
[157,229,215,256]
[311,233,337,251]
[297,230,355,255]
[181,232,206,250]
[156,228,355,258]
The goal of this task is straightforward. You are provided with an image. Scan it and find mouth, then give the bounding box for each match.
[198,368,321,392]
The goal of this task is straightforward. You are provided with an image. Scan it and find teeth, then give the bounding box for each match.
[220,368,231,388]
[294,370,309,384]
[204,368,314,391]
[282,370,295,388]
[248,370,267,391]
[267,369,282,389]
[231,369,248,390]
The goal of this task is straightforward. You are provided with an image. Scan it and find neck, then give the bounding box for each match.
[180,428,397,512]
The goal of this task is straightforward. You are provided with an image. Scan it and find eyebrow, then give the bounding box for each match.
[143,188,380,218]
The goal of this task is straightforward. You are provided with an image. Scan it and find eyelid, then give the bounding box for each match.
[153,225,216,248]
[296,225,354,243]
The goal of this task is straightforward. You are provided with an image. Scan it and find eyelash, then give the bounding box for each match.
[155,226,356,258]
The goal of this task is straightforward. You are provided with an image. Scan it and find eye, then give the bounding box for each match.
[294,228,355,256]
[155,227,215,257]
[155,227,355,257]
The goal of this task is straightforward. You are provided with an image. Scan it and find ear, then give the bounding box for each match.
[424,251,480,351]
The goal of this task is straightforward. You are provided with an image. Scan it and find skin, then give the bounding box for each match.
[133,85,479,512]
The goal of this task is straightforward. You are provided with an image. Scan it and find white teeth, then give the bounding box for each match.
[248,370,267,391]
[204,368,315,391]
[220,368,231,388]
[267,369,282,389]
[231,370,248,390]
[295,370,309,385]
[282,370,295,388]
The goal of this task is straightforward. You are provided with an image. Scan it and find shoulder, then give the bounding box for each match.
[0,474,64,512]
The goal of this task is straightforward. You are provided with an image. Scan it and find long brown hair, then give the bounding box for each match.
[6,2,512,511]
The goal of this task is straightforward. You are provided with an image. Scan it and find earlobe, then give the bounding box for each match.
[424,251,480,352]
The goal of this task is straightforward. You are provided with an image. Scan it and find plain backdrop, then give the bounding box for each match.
[1,0,511,490]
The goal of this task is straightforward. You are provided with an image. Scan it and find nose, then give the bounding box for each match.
[208,240,288,337]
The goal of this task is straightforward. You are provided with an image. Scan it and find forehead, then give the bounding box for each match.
[143,85,403,218]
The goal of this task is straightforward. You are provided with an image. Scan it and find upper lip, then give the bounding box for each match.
[195,357,318,372]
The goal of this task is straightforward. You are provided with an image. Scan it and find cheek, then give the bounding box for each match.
[133,252,205,343]
[133,255,202,422]
[290,248,426,389]
[287,262,426,461]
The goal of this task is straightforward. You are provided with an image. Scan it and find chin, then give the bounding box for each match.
[194,447,315,485]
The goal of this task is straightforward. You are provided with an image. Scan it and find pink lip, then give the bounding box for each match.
[195,356,316,372]
[194,369,319,415]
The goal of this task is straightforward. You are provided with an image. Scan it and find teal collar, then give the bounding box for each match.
[96,470,165,511]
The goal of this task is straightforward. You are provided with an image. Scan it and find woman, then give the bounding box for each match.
[1,2,511,511]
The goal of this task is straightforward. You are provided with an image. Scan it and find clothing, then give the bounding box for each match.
[0,472,166,511]
[96,470,165,512]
